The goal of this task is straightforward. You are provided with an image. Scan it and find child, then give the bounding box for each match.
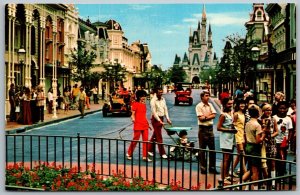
[273,101,293,177]
[170,130,197,160]
[177,130,195,148]
[243,106,266,190]
[232,99,247,177]
[217,97,237,184]
[259,103,279,188]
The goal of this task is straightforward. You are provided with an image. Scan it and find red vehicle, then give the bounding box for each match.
[174,82,193,106]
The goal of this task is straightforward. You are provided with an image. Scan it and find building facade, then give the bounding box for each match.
[244,3,296,102]
[104,19,152,91]
[265,3,296,101]
[77,18,110,96]
[245,3,273,101]
[5,4,79,117]
[173,5,218,84]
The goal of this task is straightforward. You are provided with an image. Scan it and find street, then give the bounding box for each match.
[14,89,220,145]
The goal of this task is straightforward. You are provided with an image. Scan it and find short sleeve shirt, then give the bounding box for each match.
[132,102,149,130]
[195,102,216,125]
[273,115,293,144]
[245,118,263,143]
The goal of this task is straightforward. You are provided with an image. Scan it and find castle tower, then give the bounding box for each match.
[200,4,207,61]
[172,4,218,83]
[207,23,213,63]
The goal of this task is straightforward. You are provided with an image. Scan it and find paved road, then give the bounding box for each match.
[15,89,219,142]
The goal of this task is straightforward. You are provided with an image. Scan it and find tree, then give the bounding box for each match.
[100,60,127,93]
[70,41,97,87]
[199,67,217,85]
[224,33,253,87]
[169,65,187,84]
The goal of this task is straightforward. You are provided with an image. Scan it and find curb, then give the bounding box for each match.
[5,109,102,135]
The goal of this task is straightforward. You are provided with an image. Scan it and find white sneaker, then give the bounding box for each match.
[126,153,132,160]
[162,154,168,159]
[143,157,152,162]
[148,152,154,157]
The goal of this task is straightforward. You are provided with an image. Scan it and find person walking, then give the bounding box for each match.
[72,84,80,105]
[36,85,45,123]
[148,88,172,159]
[9,83,16,122]
[195,90,218,174]
[78,87,86,119]
[127,90,152,162]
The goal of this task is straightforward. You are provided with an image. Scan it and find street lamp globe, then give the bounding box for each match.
[251,46,260,61]
[18,48,26,63]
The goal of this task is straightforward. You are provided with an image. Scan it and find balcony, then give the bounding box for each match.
[45,38,53,44]
[57,42,65,48]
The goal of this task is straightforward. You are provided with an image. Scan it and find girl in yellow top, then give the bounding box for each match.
[232,99,247,176]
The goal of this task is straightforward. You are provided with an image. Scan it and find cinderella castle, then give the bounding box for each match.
[173,5,218,84]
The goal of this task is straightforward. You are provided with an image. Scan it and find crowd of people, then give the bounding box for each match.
[8,83,102,124]
[216,88,296,189]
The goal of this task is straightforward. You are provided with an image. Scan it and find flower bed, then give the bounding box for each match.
[6,162,209,191]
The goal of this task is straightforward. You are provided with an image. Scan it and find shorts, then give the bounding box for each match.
[245,143,262,167]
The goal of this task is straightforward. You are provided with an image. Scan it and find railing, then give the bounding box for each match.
[5,134,296,191]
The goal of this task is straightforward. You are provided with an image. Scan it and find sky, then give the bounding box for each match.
[76,3,253,70]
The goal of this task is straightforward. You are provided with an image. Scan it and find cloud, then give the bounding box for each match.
[183,12,248,27]
[129,5,152,10]
[162,30,174,34]
[208,13,248,26]
[183,18,198,23]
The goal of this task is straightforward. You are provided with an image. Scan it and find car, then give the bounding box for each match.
[102,92,132,117]
[174,82,193,106]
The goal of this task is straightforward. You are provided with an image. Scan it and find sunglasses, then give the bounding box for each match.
[277,119,283,125]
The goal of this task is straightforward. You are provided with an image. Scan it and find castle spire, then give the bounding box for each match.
[202,4,206,19]
[197,20,201,30]
[190,26,192,36]
[208,23,212,34]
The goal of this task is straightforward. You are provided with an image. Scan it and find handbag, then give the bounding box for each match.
[280,136,288,148]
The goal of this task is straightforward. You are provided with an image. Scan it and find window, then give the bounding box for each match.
[256,10,263,21]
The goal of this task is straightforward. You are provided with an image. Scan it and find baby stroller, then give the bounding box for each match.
[163,125,198,161]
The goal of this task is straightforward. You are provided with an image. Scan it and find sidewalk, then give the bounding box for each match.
[5,99,105,134]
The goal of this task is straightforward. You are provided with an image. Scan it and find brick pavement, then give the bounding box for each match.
[5,99,104,133]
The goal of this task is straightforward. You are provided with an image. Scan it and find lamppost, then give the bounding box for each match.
[103,59,126,95]
[17,48,26,86]
[209,75,212,95]
[251,46,260,97]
